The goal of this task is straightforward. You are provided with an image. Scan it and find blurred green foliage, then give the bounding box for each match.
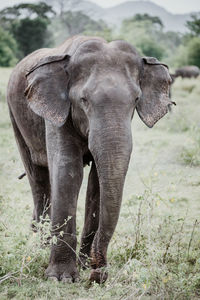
[136,36,164,59]
[48,11,110,45]
[0,2,200,69]
[12,17,52,57]
[186,13,200,37]
[119,17,165,59]
[0,27,17,66]
[132,13,164,28]
[173,37,200,68]
[173,13,200,67]
[187,37,200,67]
[0,2,54,58]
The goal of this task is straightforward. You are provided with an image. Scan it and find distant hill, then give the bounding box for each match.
[71,0,193,33]
[102,1,192,32]
[72,0,104,20]
[0,0,195,33]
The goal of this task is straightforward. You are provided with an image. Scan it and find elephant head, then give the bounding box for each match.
[25,38,173,171]
[25,38,173,183]
[25,39,173,130]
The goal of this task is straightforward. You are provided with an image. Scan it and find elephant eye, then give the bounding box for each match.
[81,97,88,103]
[135,97,140,105]
[80,97,89,108]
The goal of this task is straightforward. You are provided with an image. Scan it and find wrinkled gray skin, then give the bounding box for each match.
[7,36,173,284]
[174,65,200,78]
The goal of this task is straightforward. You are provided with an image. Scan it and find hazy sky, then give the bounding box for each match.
[90,0,200,14]
[0,0,199,14]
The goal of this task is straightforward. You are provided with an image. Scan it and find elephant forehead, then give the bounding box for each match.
[74,39,105,54]
[71,46,139,75]
[108,40,139,55]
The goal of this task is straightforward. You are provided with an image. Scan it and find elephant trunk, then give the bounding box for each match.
[88,120,132,270]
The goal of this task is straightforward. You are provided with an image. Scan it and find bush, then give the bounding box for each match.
[173,37,200,68]
[137,36,164,59]
[0,2,54,58]
[12,17,51,57]
[0,27,17,66]
[172,44,188,67]
[181,127,200,166]
[187,37,200,67]
[119,18,165,59]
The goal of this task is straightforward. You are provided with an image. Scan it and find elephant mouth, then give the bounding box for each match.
[83,151,93,166]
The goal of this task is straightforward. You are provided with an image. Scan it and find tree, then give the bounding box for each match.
[49,11,111,45]
[0,2,54,26]
[133,13,163,28]
[137,37,164,59]
[186,13,200,37]
[60,10,103,36]
[172,14,200,68]
[187,37,200,67]
[42,0,82,16]
[12,18,51,56]
[84,26,113,42]
[173,37,200,68]
[120,15,165,59]
[0,2,54,58]
[0,27,17,66]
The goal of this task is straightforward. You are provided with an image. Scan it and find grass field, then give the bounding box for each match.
[0,67,200,299]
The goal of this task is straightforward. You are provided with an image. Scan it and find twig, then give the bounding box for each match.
[119,286,140,300]
[177,210,188,264]
[100,260,132,298]
[135,196,144,247]
[163,232,174,263]
[18,172,26,180]
[0,271,20,284]
[19,255,26,286]
[187,219,198,260]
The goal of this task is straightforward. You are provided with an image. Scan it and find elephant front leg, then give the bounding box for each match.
[89,180,125,284]
[79,161,100,268]
[45,145,83,282]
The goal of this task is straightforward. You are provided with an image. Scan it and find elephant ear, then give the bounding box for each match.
[136,56,175,128]
[25,54,70,127]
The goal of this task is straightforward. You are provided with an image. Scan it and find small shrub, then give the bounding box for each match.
[168,113,191,133]
[111,237,147,267]
[182,83,196,93]
[187,37,200,68]
[181,146,200,166]
[180,127,200,166]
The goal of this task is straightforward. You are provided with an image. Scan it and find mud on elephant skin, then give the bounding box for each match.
[7,35,174,284]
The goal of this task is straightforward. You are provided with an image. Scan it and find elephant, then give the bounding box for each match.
[7,35,174,284]
[174,66,200,78]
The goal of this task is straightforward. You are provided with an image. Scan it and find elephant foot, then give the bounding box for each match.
[89,268,108,284]
[45,262,79,283]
